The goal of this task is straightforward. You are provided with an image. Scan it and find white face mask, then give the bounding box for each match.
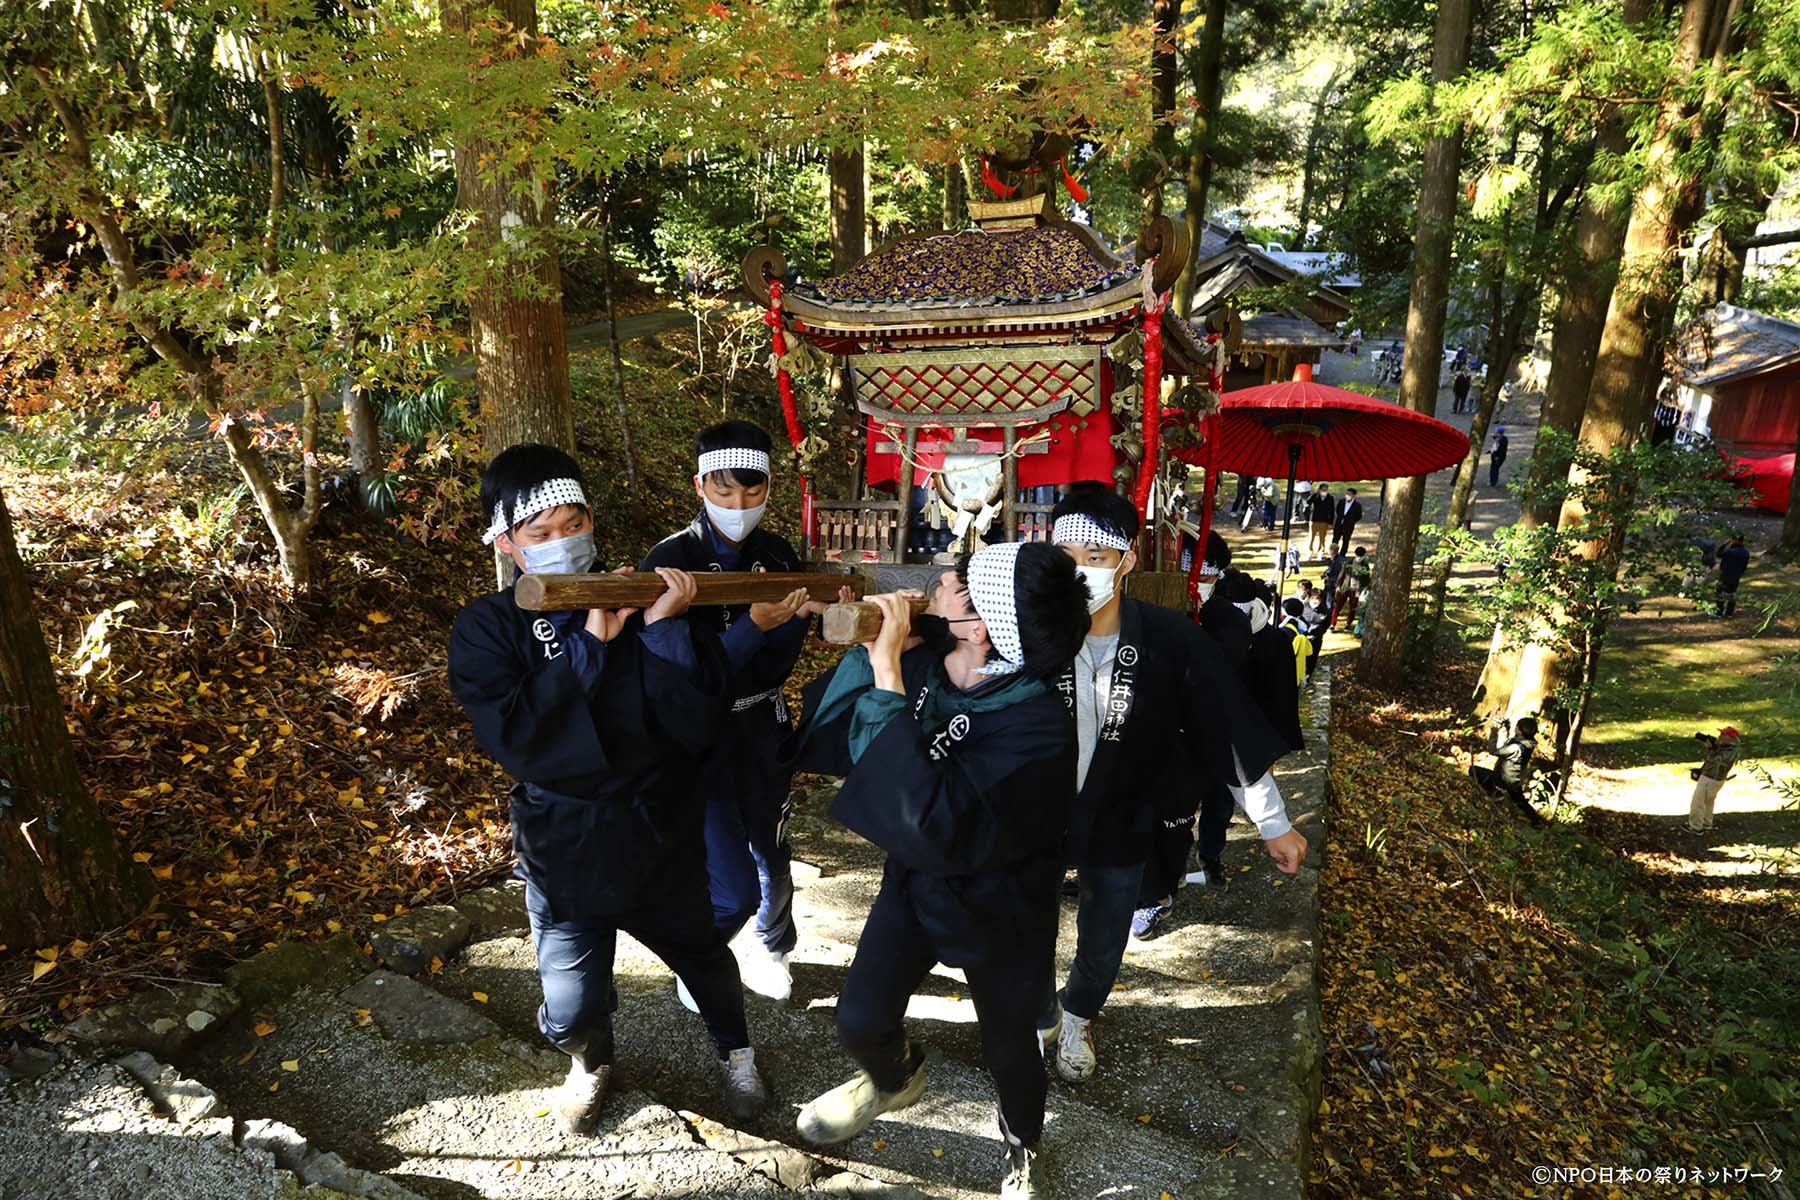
[705,499,766,543]
[517,529,597,576]
[1074,563,1123,614]
[1198,580,1216,602]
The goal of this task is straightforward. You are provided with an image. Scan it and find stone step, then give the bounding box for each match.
[180,938,912,1200]
[435,925,1244,1200]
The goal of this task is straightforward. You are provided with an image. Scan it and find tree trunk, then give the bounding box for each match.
[343,376,381,487]
[943,160,967,229]
[602,215,640,501]
[1175,0,1227,317]
[1475,0,1653,715]
[1696,175,1772,304]
[1293,70,1344,252]
[1508,0,1733,723]
[442,0,575,457]
[0,489,151,945]
[1428,277,1534,620]
[989,0,1058,21]
[829,146,867,275]
[1139,0,1183,246]
[1358,0,1475,688]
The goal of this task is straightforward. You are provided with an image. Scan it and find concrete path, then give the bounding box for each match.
[29,673,1335,1200]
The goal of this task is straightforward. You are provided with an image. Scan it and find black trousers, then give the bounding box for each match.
[1331,524,1357,556]
[833,878,1052,1146]
[1137,779,1233,908]
[524,864,749,1069]
[1469,765,1543,826]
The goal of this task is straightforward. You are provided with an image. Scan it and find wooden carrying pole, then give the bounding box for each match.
[820,595,930,645]
[515,572,865,612]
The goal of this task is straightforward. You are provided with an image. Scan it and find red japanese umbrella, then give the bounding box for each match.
[1175,365,1469,594]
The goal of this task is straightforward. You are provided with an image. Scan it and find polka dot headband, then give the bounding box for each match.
[484,477,588,545]
[964,541,1025,676]
[698,448,772,478]
[1051,514,1133,553]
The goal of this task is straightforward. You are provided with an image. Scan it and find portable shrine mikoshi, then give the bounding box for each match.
[743,191,1228,608]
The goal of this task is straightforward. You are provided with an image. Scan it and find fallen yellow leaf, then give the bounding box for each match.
[366,611,392,624]
[930,1148,945,1159]
[280,1059,300,1072]
[30,960,55,982]
[471,991,489,1003]
[254,1021,278,1037]
[1136,1113,1152,1124]
[34,947,57,963]
[269,1082,280,1093]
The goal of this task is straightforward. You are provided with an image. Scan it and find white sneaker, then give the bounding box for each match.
[1037,1007,1062,1054]
[796,1057,928,1146]
[676,975,699,1014]
[1054,1013,1096,1082]
[552,1055,611,1134]
[739,949,793,1004]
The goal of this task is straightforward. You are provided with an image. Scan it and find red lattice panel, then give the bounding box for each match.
[851,350,1101,419]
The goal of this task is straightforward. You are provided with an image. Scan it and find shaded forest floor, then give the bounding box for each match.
[1311,638,1797,1199]
[0,322,803,1032]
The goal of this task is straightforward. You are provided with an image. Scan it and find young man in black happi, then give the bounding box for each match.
[1045,486,1307,1070]
[448,444,769,1135]
[640,421,838,1006]
[787,542,1090,1200]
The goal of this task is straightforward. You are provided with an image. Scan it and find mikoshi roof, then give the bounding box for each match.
[1673,303,1800,388]
[745,216,1215,374]
[1173,379,1470,481]
[800,225,1134,308]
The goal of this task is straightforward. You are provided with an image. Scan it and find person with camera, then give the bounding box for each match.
[1687,727,1742,833]
[1469,716,1543,826]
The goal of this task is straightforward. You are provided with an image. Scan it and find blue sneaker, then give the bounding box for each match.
[1129,903,1169,940]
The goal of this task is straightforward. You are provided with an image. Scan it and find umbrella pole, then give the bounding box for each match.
[1278,444,1302,600]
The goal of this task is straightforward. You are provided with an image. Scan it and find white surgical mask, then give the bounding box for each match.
[1075,563,1120,614]
[517,529,597,576]
[1198,580,1216,602]
[705,499,766,543]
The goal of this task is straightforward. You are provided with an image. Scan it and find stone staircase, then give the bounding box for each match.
[5,673,1332,1200]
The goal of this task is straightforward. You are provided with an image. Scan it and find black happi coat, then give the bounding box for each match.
[639,516,810,798]
[1246,623,1305,751]
[448,584,727,922]
[1197,590,1252,673]
[797,649,1077,967]
[1058,599,1289,868]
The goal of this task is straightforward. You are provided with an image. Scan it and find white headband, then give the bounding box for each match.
[965,541,1026,676]
[1051,514,1133,553]
[484,476,587,545]
[698,448,771,478]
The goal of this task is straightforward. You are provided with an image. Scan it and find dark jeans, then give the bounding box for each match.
[1468,765,1543,826]
[524,874,750,1069]
[834,879,1052,1146]
[1039,861,1146,1024]
[1331,525,1357,557]
[1717,578,1741,615]
[701,782,797,955]
[1489,454,1506,486]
